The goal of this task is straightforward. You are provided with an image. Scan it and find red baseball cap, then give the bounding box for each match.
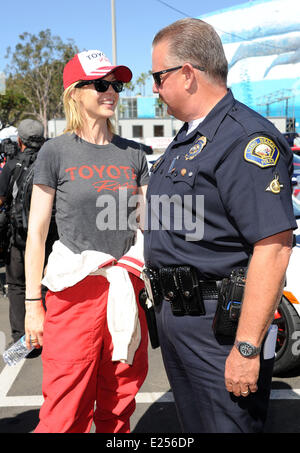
[63,50,132,90]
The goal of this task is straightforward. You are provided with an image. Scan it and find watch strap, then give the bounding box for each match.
[234,340,261,357]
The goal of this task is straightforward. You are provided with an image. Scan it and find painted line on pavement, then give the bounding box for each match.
[1,361,300,407]
[0,359,26,398]
[1,390,300,408]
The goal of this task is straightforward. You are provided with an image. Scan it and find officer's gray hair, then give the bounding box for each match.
[152,18,228,86]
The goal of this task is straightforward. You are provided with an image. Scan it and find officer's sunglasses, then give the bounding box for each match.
[75,79,124,93]
[152,65,205,87]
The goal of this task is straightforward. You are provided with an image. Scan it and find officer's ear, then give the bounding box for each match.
[182,63,197,91]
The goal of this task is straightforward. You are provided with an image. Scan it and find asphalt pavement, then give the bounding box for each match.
[1,265,300,434]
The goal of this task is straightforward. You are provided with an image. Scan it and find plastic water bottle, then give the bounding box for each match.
[2,335,34,366]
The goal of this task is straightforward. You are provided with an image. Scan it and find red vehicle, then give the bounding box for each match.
[292,146,300,157]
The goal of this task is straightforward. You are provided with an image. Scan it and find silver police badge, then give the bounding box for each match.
[185,136,207,160]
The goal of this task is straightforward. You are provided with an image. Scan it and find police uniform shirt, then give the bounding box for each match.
[144,89,297,279]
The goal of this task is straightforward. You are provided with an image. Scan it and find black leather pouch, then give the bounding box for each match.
[212,268,247,338]
[159,266,185,315]
[175,266,206,315]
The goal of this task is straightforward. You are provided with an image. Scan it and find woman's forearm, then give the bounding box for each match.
[25,231,47,299]
[24,184,55,299]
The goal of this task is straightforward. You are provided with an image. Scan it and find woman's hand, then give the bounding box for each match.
[25,301,46,349]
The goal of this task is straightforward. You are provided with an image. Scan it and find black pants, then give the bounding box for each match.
[6,244,26,342]
[6,243,51,343]
[155,298,274,433]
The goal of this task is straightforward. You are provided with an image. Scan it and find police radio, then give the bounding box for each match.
[212,267,247,337]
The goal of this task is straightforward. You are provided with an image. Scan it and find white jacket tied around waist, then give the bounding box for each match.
[42,229,145,365]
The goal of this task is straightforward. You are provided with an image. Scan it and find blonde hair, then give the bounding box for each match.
[63,82,115,135]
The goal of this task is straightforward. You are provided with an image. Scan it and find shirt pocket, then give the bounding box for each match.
[166,162,197,188]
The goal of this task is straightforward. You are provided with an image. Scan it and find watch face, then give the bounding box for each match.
[239,343,254,357]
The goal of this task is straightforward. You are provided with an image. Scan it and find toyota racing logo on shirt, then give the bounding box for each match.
[65,164,139,194]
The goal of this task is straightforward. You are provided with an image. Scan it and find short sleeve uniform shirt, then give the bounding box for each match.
[144,90,297,279]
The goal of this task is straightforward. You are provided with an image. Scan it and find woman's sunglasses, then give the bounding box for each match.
[75,79,124,93]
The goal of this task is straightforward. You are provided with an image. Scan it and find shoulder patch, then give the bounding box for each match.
[244,137,279,168]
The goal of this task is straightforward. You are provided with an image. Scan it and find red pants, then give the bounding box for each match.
[35,274,148,433]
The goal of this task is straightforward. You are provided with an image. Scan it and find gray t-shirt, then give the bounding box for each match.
[33,133,149,259]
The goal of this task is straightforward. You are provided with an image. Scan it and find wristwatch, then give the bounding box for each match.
[234,340,261,358]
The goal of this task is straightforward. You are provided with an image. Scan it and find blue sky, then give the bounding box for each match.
[0,0,252,95]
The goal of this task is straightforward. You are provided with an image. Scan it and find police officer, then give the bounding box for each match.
[144,18,297,433]
[0,119,45,344]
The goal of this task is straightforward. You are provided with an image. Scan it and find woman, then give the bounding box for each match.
[24,50,149,433]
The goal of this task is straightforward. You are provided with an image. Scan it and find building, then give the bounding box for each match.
[118,96,183,149]
[201,0,300,133]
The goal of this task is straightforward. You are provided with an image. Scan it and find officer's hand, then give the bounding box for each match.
[224,346,260,397]
[25,301,45,349]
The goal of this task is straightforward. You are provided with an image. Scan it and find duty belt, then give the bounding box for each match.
[142,265,221,316]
